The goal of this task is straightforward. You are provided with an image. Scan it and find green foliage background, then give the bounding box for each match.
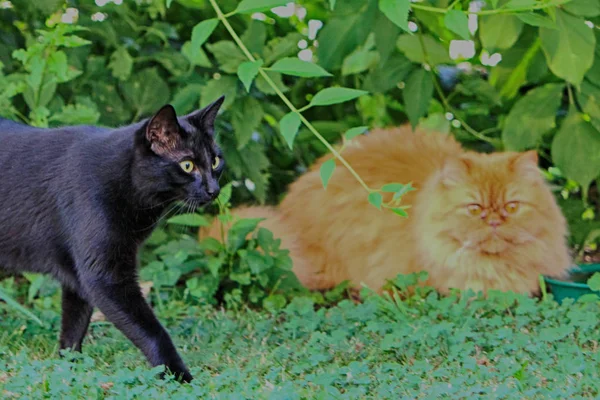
[1,0,598,205]
[2,1,600,395]
[2,0,600,310]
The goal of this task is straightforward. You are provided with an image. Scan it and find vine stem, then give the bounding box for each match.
[208,0,373,193]
[415,25,501,147]
[412,1,569,15]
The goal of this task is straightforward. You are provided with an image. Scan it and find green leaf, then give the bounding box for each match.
[241,20,267,56]
[579,81,600,132]
[362,53,413,93]
[280,112,301,149]
[231,96,264,149]
[0,287,43,326]
[563,0,600,17]
[235,0,289,14]
[586,32,600,87]
[167,213,211,227]
[515,13,557,29]
[263,294,287,312]
[418,113,450,134]
[329,0,336,10]
[540,10,596,85]
[479,14,523,50]
[381,183,404,192]
[319,159,336,189]
[391,207,409,217]
[587,272,600,291]
[552,110,600,192]
[502,84,564,151]
[368,192,383,210]
[404,68,433,128]
[207,256,224,278]
[378,0,410,32]
[309,87,368,107]
[341,46,380,76]
[181,41,212,67]
[49,103,100,126]
[393,182,416,199]
[47,51,81,83]
[243,250,273,274]
[206,41,246,74]
[316,0,379,70]
[191,19,219,50]
[200,76,237,110]
[269,57,332,78]
[217,183,233,205]
[504,0,539,8]
[171,83,204,115]
[255,70,289,94]
[237,60,263,92]
[374,11,401,63]
[120,68,170,118]
[108,47,133,81]
[397,34,451,65]
[228,218,264,252]
[344,126,368,140]
[230,271,251,285]
[264,33,303,65]
[444,10,470,40]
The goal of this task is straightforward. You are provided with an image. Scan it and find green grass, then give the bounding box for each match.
[1,289,600,399]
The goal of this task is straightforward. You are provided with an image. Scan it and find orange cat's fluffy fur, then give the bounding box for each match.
[202,126,571,295]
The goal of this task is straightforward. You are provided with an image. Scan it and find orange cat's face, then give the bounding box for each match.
[423,150,558,256]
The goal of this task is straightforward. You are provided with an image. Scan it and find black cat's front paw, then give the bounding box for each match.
[160,363,193,383]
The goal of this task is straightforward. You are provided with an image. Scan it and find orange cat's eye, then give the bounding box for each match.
[467,204,483,216]
[505,201,519,214]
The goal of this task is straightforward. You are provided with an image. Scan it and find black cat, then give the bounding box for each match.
[0,96,226,382]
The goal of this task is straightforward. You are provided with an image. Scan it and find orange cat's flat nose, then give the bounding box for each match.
[487,219,502,228]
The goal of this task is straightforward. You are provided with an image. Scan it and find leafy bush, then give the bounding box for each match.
[2,0,600,312]
[139,184,304,311]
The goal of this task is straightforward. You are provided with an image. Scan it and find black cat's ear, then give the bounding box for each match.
[146,105,180,153]
[187,95,225,135]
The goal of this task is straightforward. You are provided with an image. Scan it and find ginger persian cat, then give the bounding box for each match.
[202,127,571,295]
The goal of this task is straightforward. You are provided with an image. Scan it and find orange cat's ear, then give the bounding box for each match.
[441,157,471,186]
[512,151,540,180]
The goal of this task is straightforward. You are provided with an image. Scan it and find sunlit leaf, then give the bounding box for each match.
[309,87,368,107]
[269,57,332,77]
[404,68,433,128]
[502,83,563,151]
[540,10,596,85]
[368,192,383,209]
[235,0,290,14]
[191,19,219,50]
[378,0,410,32]
[344,126,368,140]
[444,10,470,40]
[279,112,301,149]
[237,60,263,93]
[320,159,336,189]
[552,110,600,193]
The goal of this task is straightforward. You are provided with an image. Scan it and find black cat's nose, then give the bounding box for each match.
[208,187,220,199]
[206,179,220,199]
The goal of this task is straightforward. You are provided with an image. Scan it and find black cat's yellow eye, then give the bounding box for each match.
[504,201,519,214]
[212,156,220,170]
[467,204,483,216]
[179,160,194,173]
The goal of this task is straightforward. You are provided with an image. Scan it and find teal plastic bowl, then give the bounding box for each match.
[544,264,600,304]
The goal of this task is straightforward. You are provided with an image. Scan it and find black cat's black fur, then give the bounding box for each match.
[0,96,226,382]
